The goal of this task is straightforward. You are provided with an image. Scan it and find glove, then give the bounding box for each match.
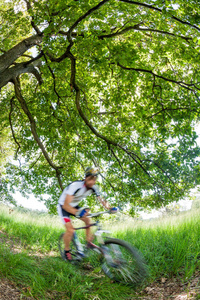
[75,207,89,218]
[109,207,119,214]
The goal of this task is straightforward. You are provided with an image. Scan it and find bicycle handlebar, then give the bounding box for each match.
[88,210,110,218]
[74,209,118,229]
[76,208,119,219]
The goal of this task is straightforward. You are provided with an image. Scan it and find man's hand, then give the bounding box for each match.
[75,207,90,218]
[109,207,119,214]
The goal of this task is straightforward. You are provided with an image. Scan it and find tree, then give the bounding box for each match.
[0,0,200,212]
[0,119,15,205]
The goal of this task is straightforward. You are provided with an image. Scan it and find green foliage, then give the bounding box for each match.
[0,0,200,211]
[0,127,13,174]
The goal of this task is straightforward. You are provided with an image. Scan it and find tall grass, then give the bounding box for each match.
[0,204,199,299]
[111,209,200,281]
[0,205,63,253]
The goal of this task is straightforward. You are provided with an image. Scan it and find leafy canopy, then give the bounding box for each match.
[0,0,200,213]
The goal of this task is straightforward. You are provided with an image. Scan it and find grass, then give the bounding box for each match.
[111,210,200,280]
[0,206,63,253]
[1,242,134,300]
[0,204,200,299]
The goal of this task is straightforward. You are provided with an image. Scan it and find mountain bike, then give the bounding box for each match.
[58,210,148,286]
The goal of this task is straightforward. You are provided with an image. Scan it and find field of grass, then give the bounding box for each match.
[0,204,199,299]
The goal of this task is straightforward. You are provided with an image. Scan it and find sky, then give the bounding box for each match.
[15,191,48,212]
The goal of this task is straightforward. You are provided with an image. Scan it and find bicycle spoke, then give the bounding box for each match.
[102,238,147,286]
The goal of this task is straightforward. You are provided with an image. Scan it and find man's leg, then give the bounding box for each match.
[63,221,74,251]
[80,216,92,242]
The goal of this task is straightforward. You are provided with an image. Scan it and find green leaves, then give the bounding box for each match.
[1,0,200,211]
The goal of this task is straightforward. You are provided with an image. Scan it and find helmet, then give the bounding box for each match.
[85,167,100,178]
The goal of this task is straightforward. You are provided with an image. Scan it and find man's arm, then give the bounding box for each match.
[97,196,110,210]
[62,194,78,215]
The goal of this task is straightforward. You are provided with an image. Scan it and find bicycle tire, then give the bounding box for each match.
[101,238,148,286]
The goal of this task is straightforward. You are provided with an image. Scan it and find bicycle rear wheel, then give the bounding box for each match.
[58,233,82,262]
[101,238,148,286]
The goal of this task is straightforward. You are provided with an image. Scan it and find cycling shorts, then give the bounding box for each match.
[57,204,80,224]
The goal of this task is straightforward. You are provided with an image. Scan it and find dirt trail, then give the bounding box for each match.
[0,278,33,300]
[138,274,200,300]
[0,229,199,300]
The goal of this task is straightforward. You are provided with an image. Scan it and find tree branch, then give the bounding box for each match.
[42,51,62,105]
[117,62,200,93]
[13,78,64,190]
[99,171,117,193]
[119,0,200,32]
[67,49,152,178]
[144,158,181,190]
[45,0,110,62]
[9,96,21,158]
[28,154,42,170]
[0,34,43,74]
[99,25,192,42]
[0,60,43,89]
[147,107,199,119]
[68,0,110,37]
[110,147,125,175]
[24,0,43,35]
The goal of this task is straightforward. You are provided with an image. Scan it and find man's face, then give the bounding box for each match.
[85,175,97,188]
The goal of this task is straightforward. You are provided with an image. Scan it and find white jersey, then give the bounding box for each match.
[58,180,100,207]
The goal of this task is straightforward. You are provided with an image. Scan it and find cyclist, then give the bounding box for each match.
[57,167,113,261]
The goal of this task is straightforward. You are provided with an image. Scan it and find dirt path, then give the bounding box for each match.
[0,278,33,300]
[0,229,199,299]
[138,274,200,300]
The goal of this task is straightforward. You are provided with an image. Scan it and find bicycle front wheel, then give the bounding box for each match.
[101,238,148,286]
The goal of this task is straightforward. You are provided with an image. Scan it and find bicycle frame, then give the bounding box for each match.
[72,213,117,267]
[73,211,111,250]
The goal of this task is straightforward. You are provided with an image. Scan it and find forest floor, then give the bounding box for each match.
[0,229,199,300]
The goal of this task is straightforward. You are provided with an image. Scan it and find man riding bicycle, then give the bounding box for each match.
[57,167,114,261]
